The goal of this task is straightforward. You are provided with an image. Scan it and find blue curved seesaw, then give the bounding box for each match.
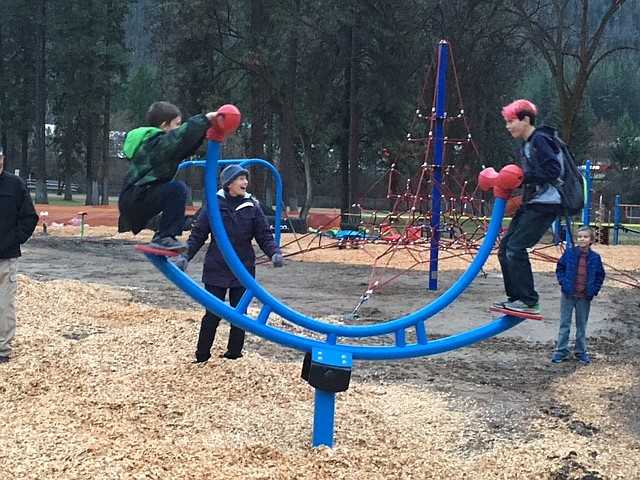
[138,105,528,447]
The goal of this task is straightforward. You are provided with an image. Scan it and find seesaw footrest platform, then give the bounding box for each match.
[490,306,543,321]
[133,244,180,257]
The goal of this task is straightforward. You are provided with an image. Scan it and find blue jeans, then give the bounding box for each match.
[498,207,557,306]
[155,180,188,238]
[119,180,187,237]
[555,294,591,356]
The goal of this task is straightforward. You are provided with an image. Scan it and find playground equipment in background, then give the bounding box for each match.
[137,99,542,448]
[613,195,640,245]
[39,211,49,235]
[276,40,597,313]
[277,40,494,303]
[77,212,88,239]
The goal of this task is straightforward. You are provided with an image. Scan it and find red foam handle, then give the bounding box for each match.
[206,104,241,141]
[478,164,523,200]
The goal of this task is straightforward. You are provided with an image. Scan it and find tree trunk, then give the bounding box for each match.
[264,107,275,210]
[91,180,99,204]
[64,173,73,201]
[34,0,48,204]
[0,21,8,161]
[85,123,95,205]
[280,0,299,213]
[21,133,29,180]
[101,93,110,205]
[300,136,313,221]
[339,28,352,224]
[347,23,360,206]
[249,0,266,202]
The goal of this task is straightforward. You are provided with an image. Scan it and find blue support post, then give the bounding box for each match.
[565,217,573,244]
[313,391,336,448]
[429,40,449,291]
[582,160,591,227]
[613,194,621,246]
[302,348,353,448]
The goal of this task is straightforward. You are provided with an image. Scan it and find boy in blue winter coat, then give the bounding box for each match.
[552,227,605,364]
[175,165,283,362]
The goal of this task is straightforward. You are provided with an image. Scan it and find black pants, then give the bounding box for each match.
[195,284,246,362]
[498,206,558,306]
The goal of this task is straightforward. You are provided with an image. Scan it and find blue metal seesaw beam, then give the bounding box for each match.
[141,140,524,361]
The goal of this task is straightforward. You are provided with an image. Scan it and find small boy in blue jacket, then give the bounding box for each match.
[552,227,605,364]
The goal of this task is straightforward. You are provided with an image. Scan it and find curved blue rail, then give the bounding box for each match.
[203,141,508,338]
[178,159,284,246]
[144,249,523,360]
[136,139,525,360]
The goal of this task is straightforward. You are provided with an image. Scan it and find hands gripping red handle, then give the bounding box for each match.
[206,104,242,141]
[478,164,523,200]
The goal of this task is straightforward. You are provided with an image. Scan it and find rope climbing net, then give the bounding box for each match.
[276,44,497,305]
[271,43,639,310]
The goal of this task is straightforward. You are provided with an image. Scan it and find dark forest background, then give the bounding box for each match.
[0,0,639,219]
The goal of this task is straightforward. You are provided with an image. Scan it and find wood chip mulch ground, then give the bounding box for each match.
[2,227,639,479]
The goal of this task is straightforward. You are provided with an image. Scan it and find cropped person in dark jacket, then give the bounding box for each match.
[118,101,218,253]
[176,165,283,362]
[0,150,39,363]
[552,227,605,365]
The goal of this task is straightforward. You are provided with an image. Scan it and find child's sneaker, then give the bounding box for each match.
[574,353,590,365]
[551,353,566,363]
[493,300,510,308]
[503,300,540,315]
[149,236,188,253]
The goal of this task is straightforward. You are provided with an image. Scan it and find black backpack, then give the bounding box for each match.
[533,126,586,217]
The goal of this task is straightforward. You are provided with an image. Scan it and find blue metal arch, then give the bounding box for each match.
[178,158,284,245]
[140,140,523,361]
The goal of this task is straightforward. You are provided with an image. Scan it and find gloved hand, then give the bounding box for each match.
[175,254,189,272]
[271,253,284,268]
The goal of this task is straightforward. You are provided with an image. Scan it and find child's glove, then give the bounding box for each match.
[271,253,284,268]
[175,254,189,272]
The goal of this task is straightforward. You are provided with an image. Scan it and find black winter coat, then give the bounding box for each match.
[185,191,280,288]
[0,171,39,259]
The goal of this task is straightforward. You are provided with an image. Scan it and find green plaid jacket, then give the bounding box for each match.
[121,114,211,191]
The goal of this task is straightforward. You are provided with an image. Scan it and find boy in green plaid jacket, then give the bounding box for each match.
[118,101,217,252]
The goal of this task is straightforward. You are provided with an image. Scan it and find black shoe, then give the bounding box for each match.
[0,356,9,363]
[221,352,243,360]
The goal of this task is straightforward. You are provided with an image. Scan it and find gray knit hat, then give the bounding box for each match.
[220,165,249,189]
